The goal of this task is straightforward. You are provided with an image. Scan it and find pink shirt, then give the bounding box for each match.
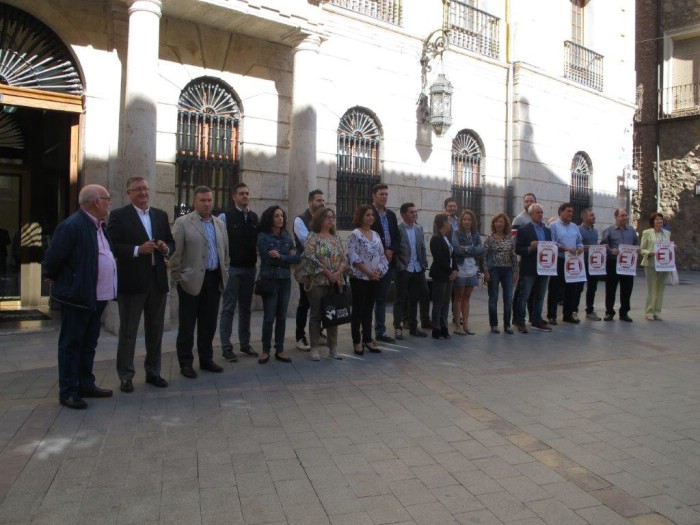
[83,210,117,301]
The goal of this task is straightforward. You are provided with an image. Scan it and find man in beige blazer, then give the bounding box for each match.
[170,186,229,378]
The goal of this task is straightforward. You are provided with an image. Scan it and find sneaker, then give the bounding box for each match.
[516,323,528,334]
[239,346,259,357]
[531,321,552,332]
[222,349,239,362]
[586,311,602,321]
[310,349,320,361]
[377,333,396,343]
[394,328,404,341]
[329,347,343,360]
[295,337,311,351]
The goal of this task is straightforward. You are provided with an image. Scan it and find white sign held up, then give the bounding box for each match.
[564,252,587,283]
[654,242,676,272]
[616,244,638,276]
[587,245,607,276]
[537,241,559,276]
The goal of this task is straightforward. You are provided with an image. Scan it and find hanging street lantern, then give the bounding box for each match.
[428,73,453,137]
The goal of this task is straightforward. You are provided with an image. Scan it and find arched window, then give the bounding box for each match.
[175,77,241,217]
[336,107,382,229]
[570,151,592,224]
[0,3,83,95]
[451,130,483,224]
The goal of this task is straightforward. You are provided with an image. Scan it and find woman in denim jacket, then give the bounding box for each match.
[257,206,300,364]
[451,209,484,335]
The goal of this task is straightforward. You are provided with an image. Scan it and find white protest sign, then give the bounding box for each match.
[654,242,676,272]
[537,241,558,276]
[587,245,607,276]
[616,244,638,276]
[564,251,587,283]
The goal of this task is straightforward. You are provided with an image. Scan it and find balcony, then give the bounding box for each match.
[448,0,499,59]
[658,83,700,119]
[329,0,402,26]
[564,41,603,91]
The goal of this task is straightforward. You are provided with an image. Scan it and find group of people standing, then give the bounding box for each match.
[42,179,674,410]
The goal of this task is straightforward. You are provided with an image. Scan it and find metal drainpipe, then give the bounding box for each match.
[655,0,662,214]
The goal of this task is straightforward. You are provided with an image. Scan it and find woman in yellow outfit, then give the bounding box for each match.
[640,212,671,320]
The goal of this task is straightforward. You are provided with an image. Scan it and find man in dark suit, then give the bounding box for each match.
[107,177,173,393]
[43,184,116,409]
[370,183,401,343]
[515,203,553,333]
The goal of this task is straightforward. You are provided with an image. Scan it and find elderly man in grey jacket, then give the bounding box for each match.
[393,202,429,340]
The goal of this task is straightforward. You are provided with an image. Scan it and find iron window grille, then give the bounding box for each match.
[658,83,700,119]
[451,131,483,225]
[564,41,603,91]
[570,152,592,224]
[0,3,83,95]
[175,78,241,218]
[336,108,382,230]
[329,0,402,26]
[448,0,500,60]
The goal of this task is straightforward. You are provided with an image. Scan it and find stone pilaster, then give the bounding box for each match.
[287,33,322,219]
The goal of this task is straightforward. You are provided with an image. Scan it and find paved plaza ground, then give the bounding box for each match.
[0,272,699,525]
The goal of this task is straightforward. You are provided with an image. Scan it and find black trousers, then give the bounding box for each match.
[547,258,580,319]
[351,278,378,344]
[393,270,427,330]
[605,258,634,317]
[116,269,167,380]
[295,282,310,341]
[176,271,221,368]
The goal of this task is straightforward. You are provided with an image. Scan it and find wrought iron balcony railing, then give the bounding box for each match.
[329,0,402,26]
[448,0,499,59]
[658,83,700,119]
[564,41,603,91]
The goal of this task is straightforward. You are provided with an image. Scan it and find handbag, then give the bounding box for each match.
[254,277,274,296]
[320,284,352,328]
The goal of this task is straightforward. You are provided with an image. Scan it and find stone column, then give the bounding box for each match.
[288,33,322,220]
[123,0,162,191]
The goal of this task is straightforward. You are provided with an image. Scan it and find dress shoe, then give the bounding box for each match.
[432,328,441,339]
[377,333,395,343]
[516,323,528,334]
[604,313,615,321]
[490,326,500,334]
[504,327,515,334]
[353,344,364,355]
[239,346,259,357]
[275,353,292,363]
[531,321,552,332]
[78,386,113,398]
[363,342,381,353]
[547,317,558,326]
[619,315,633,322]
[409,329,427,337]
[60,396,87,409]
[180,365,198,379]
[440,327,451,339]
[562,317,581,324]
[120,379,134,393]
[146,375,168,388]
[258,353,270,364]
[200,362,224,373]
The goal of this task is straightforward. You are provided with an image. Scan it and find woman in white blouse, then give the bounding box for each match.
[347,205,389,355]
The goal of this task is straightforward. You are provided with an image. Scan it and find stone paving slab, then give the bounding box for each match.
[0,272,699,524]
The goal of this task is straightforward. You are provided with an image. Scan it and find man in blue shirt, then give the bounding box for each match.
[601,208,639,322]
[575,207,602,320]
[547,203,583,324]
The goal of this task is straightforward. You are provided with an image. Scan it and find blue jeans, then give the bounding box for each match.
[219,266,256,351]
[517,275,548,324]
[487,267,514,328]
[261,278,291,354]
[374,267,393,338]
[57,301,107,398]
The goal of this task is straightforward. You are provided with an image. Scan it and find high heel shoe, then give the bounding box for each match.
[363,342,381,353]
[464,329,475,335]
[354,344,364,355]
[275,352,292,363]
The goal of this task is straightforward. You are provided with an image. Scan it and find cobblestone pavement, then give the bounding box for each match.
[0,273,698,525]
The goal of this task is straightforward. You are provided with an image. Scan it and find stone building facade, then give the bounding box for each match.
[635,0,700,270]
[0,0,635,312]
